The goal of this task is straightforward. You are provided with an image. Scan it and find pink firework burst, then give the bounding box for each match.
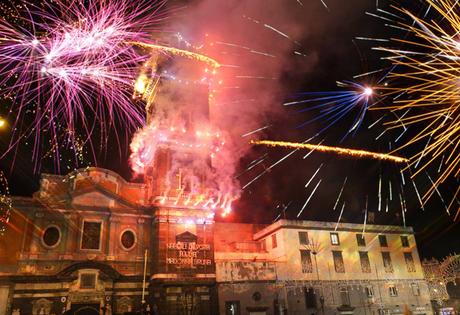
[0,0,168,168]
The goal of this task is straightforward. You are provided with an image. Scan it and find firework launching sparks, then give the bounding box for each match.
[0,0,167,166]
[130,121,238,214]
[372,0,460,214]
[251,140,409,163]
[134,42,221,69]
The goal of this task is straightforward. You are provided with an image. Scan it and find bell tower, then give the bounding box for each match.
[132,46,221,314]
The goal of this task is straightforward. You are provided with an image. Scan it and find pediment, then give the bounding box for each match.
[176,231,197,242]
[72,190,116,208]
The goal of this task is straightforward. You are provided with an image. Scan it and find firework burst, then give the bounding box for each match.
[373,0,460,216]
[0,0,168,167]
[285,80,380,140]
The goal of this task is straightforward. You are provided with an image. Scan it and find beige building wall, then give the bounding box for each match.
[0,285,10,315]
[255,220,425,282]
[215,220,433,315]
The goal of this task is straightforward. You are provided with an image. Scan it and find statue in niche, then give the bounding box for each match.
[31,298,52,315]
[116,296,132,314]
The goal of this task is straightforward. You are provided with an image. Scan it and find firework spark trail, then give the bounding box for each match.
[411,177,425,211]
[319,0,330,11]
[251,140,409,163]
[378,174,382,211]
[363,196,368,233]
[399,192,406,227]
[241,125,271,138]
[389,180,393,201]
[297,179,322,218]
[335,202,345,231]
[242,148,298,190]
[426,172,450,214]
[303,139,325,159]
[333,177,347,211]
[304,163,323,189]
[242,136,319,190]
[235,154,268,178]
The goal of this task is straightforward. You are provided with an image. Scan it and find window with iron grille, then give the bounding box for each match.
[411,283,420,296]
[80,273,96,289]
[382,252,393,273]
[333,250,345,273]
[299,231,309,245]
[300,249,313,273]
[356,234,366,246]
[378,235,388,247]
[389,285,398,297]
[359,251,371,273]
[365,286,374,298]
[401,235,410,247]
[330,232,340,245]
[404,252,416,272]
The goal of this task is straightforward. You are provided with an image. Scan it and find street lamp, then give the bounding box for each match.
[303,238,324,315]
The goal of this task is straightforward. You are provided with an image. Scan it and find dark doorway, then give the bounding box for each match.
[71,304,100,315]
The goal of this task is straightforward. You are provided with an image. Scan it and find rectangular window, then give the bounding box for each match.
[299,231,309,245]
[359,251,371,273]
[330,232,340,245]
[356,234,366,246]
[80,273,96,289]
[365,286,374,298]
[340,287,350,306]
[411,283,420,296]
[382,252,393,273]
[401,235,410,247]
[333,250,345,273]
[300,250,313,273]
[389,285,398,297]
[404,252,416,272]
[81,221,102,250]
[225,301,241,315]
[272,233,277,249]
[379,235,388,247]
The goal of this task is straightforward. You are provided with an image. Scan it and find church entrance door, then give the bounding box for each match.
[71,303,100,315]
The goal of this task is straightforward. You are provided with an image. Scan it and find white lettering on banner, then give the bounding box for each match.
[167,242,211,251]
[166,242,212,267]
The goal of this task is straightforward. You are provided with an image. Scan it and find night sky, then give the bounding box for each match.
[0,0,459,260]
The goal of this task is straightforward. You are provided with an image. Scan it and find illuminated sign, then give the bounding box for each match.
[166,231,213,268]
[166,241,212,267]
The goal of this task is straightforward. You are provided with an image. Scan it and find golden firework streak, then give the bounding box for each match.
[132,42,220,68]
[251,140,409,164]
